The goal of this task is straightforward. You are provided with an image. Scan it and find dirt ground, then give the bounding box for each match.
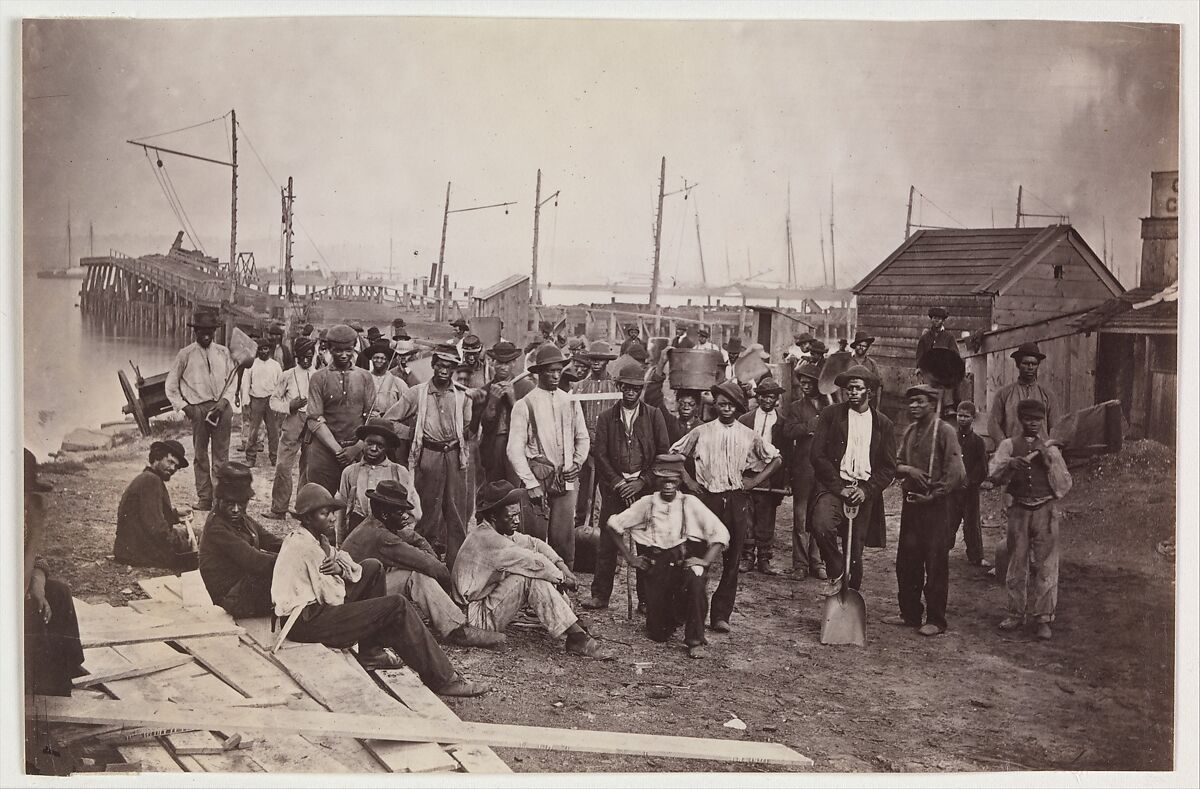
[32,424,1177,773]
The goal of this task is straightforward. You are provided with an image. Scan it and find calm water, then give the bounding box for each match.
[23,274,180,460]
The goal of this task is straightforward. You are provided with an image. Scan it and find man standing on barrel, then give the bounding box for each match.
[808,365,897,597]
[166,310,238,511]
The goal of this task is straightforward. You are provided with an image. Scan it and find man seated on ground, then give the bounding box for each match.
[115,440,198,570]
[607,454,729,658]
[335,418,420,540]
[453,480,611,659]
[272,483,486,696]
[342,480,504,649]
[198,462,282,617]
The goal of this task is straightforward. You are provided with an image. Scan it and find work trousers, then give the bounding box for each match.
[270,411,309,515]
[809,490,873,590]
[244,396,280,466]
[699,488,751,626]
[479,430,509,484]
[643,542,708,647]
[413,448,468,570]
[946,485,983,564]
[467,574,578,638]
[575,458,596,528]
[589,486,649,603]
[288,558,455,689]
[896,496,951,630]
[384,568,466,638]
[1005,503,1060,623]
[218,573,274,619]
[24,579,85,697]
[239,410,262,452]
[188,400,231,509]
[790,462,825,573]
[523,488,579,570]
[743,490,783,563]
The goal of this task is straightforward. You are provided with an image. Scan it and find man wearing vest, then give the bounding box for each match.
[786,363,829,579]
[573,340,620,530]
[384,344,473,569]
[987,399,1072,640]
[884,385,966,636]
[507,343,590,569]
[581,359,670,610]
[304,324,376,496]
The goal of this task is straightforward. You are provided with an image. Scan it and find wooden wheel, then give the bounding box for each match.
[118,368,152,437]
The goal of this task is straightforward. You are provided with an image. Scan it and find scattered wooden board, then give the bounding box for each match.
[376,668,512,774]
[267,643,459,773]
[180,570,215,608]
[35,696,815,767]
[138,576,183,603]
[73,654,194,688]
[81,620,244,649]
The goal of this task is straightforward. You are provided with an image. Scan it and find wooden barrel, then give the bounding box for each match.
[668,348,723,391]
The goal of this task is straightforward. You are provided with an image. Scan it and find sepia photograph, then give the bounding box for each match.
[9,1,1195,784]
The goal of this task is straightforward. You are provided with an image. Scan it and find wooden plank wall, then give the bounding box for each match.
[980,332,1096,432]
[993,243,1115,326]
[475,284,530,343]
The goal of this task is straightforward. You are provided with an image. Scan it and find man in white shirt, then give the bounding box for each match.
[271,483,485,696]
[240,337,285,468]
[737,376,788,576]
[267,337,315,519]
[165,310,238,510]
[507,343,590,569]
[783,331,814,365]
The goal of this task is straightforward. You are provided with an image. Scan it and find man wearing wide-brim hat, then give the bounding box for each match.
[453,480,611,659]
[166,310,239,510]
[606,454,730,658]
[669,378,781,633]
[849,330,879,384]
[507,343,591,568]
[479,340,523,484]
[304,324,378,496]
[737,376,791,576]
[808,364,897,597]
[334,417,421,539]
[115,440,197,570]
[784,362,830,580]
[785,330,815,364]
[987,341,1057,445]
[580,359,671,610]
[916,305,960,370]
[387,338,421,387]
[271,483,486,695]
[198,462,283,617]
[384,343,474,569]
[363,342,408,420]
[573,339,622,534]
[341,479,505,649]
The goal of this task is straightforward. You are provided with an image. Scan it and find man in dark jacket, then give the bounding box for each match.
[946,400,991,567]
[581,359,670,609]
[786,363,829,579]
[809,365,897,595]
[115,440,197,570]
[737,376,791,575]
[198,462,282,617]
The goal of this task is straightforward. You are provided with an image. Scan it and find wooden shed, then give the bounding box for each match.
[749,306,817,363]
[852,225,1123,418]
[472,273,530,342]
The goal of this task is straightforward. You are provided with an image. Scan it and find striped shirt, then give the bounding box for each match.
[670,419,779,493]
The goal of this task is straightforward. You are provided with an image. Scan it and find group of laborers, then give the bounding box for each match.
[94,302,1073,702]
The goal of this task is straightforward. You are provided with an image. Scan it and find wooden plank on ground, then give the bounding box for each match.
[268,644,459,773]
[180,570,215,608]
[113,743,185,772]
[81,620,244,649]
[129,598,235,625]
[138,576,183,603]
[73,653,193,688]
[34,695,814,767]
[376,668,511,774]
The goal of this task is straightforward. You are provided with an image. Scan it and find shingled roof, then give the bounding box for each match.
[852,225,1123,297]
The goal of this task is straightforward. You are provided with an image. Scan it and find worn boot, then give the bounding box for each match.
[448,625,506,649]
[756,557,778,576]
[436,672,489,697]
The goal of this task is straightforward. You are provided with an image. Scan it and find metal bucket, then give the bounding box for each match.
[668,348,723,390]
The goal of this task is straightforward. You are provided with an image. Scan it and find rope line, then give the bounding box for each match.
[916,188,967,228]
[130,112,230,143]
[159,159,207,253]
[143,148,201,251]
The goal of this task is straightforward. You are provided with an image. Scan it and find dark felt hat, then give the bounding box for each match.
[711,379,749,413]
[291,482,346,518]
[325,324,357,346]
[431,343,462,364]
[214,462,254,502]
[366,327,385,342]
[365,479,414,511]
[905,384,942,401]
[652,453,686,479]
[461,334,483,352]
[756,376,785,396]
[449,318,471,330]
[582,340,618,361]
[355,417,400,447]
[795,331,814,343]
[487,340,522,362]
[834,364,881,390]
[809,340,828,355]
[851,331,875,347]
[476,480,526,515]
[188,311,222,329]
[724,337,744,355]
[391,317,407,329]
[365,342,393,361]
[151,439,189,469]
[613,359,647,386]
[293,336,317,357]
[1017,399,1048,419]
[795,362,822,381]
[527,343,568,371]
[1010,342,1046,361]
[928,306,949,319]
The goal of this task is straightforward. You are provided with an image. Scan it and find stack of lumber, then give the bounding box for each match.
[27,572,812,774]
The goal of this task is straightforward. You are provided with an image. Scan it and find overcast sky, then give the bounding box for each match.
[22,17,1179,291]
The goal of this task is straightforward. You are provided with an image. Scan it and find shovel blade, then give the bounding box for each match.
[820,588,867,646]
